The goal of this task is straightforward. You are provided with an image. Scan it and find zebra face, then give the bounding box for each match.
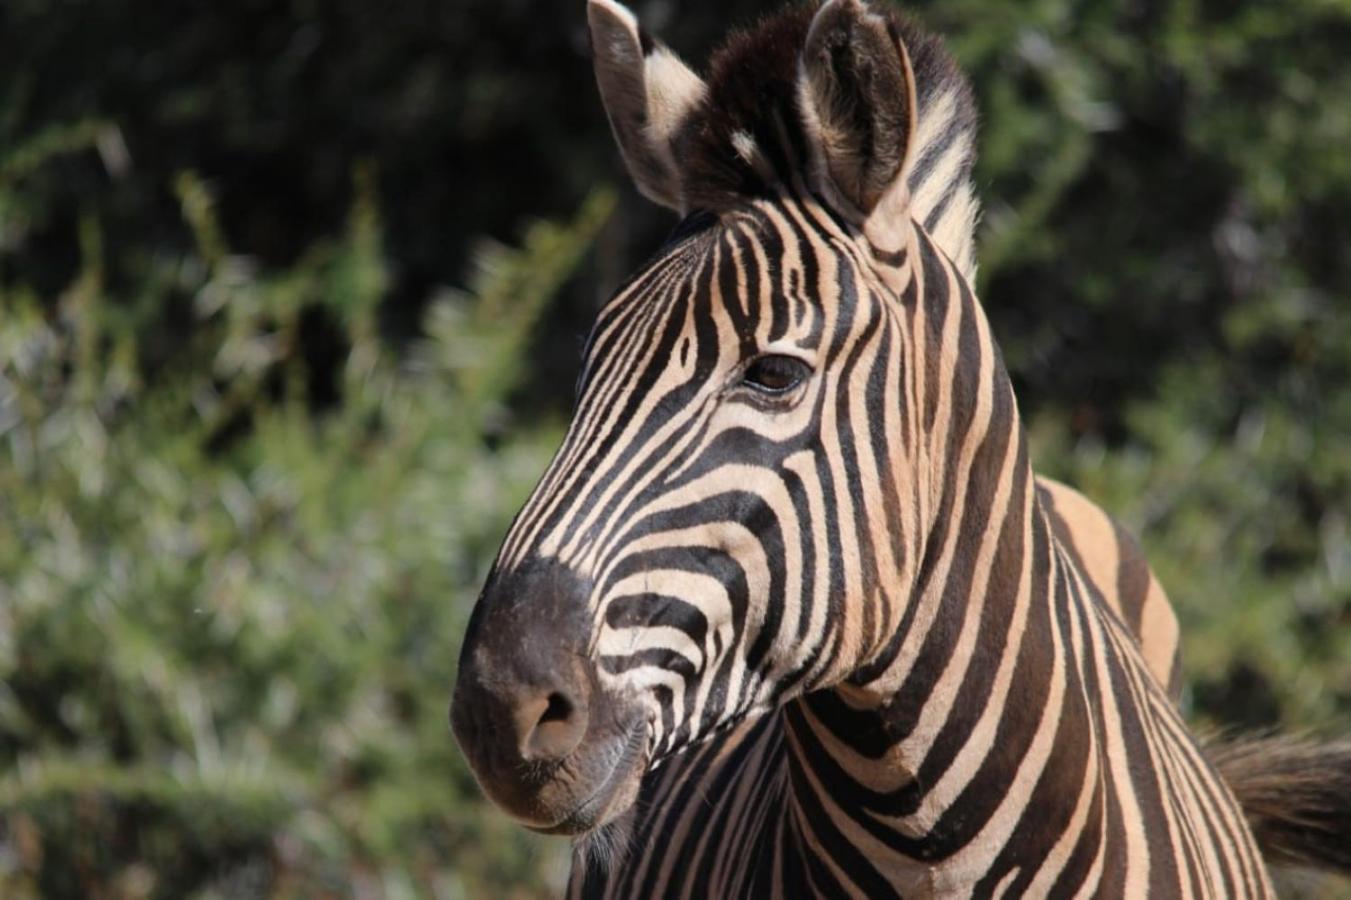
[453,199,920,834]
[453,0,943,837]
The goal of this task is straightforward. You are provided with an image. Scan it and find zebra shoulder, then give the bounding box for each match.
[1035,475,1182,700]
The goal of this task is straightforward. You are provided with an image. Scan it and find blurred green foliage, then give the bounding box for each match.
[1,137,610,893]
[0,0,1347,896]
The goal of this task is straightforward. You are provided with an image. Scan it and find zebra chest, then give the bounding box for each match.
[569,714,797,899]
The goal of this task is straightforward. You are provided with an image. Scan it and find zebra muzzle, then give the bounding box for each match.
[450,559,650,833]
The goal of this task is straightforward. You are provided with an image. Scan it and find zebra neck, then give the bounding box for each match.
[775,223,1117,888]
[778,484,1121,891]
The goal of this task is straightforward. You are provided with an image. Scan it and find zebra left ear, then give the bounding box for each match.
[587,0,708,213]
[798,0,919,221]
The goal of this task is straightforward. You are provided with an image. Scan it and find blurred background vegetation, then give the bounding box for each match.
[0,0,1347,897]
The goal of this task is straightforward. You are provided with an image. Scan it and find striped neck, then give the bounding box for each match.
[778,220,1085,889]
[773,220,1269,895]
[782,489,1097,892]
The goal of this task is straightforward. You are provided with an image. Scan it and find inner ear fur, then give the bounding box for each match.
[798,0,919,219]
[587,0,707,213]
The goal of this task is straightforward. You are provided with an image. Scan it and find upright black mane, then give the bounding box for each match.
[676,3,976,215]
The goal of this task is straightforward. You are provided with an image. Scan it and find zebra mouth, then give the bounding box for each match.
[526,720,650,836]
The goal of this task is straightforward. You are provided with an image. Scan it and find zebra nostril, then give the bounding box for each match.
[540,691,573,724]
[520,688,588,762]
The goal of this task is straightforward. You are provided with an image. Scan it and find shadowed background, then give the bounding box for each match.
[1,0,1347,897]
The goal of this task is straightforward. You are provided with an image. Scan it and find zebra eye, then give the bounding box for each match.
[741,355,810,395]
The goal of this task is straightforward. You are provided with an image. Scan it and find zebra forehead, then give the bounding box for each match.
[591,201,873,351]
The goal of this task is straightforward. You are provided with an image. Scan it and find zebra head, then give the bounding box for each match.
[452,0,980,836]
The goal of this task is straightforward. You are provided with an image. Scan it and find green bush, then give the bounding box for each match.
[0,140,612,895]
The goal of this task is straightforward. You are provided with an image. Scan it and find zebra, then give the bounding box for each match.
[450,1,1351,896]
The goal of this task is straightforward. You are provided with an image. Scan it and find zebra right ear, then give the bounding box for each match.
[798,0,919,221]
[587,0,707,213]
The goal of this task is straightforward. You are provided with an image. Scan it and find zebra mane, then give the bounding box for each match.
[680,2,981,281]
